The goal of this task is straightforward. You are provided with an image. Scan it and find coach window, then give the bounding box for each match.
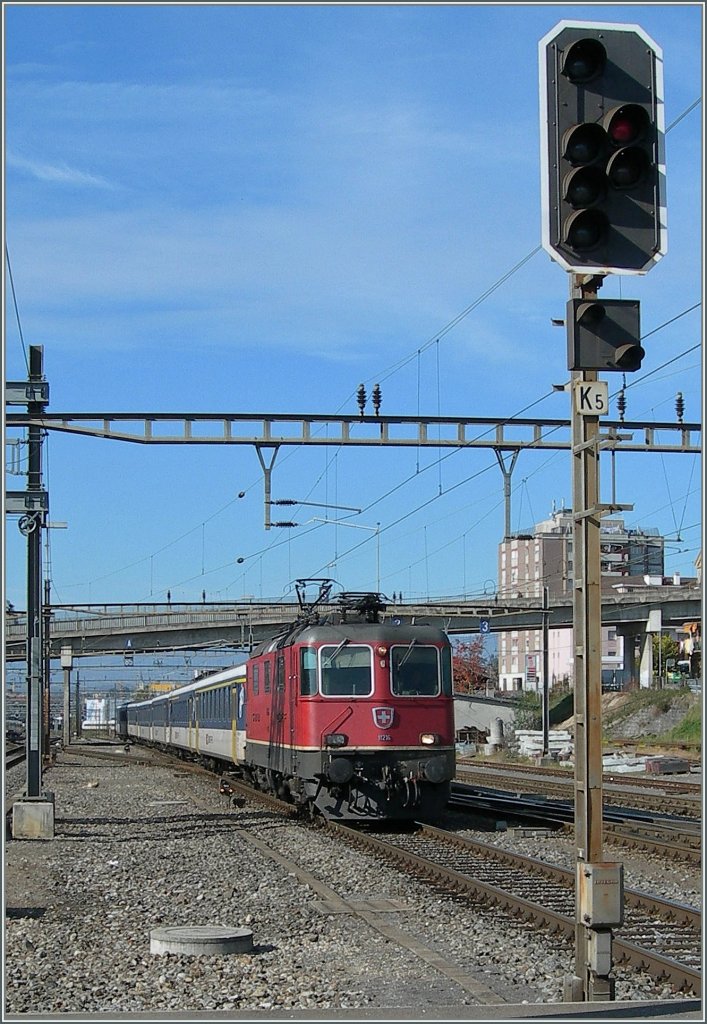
[320,645,373,697]
[391,646,440,696]
[300,648,317,696]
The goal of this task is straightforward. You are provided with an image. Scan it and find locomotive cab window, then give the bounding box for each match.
[320,645,373,697]
[391,646,440,696]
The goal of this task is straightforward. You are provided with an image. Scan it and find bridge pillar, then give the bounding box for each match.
[637,630,653,689]
[618,609,663,689]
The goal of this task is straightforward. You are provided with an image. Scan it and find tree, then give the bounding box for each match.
[452,637,490,694]
[652,634,680,673]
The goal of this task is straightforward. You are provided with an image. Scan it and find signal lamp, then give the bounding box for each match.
[562,37,606,83]
[564,166,606,208]
[563,123,606,166]
[607,148,649,189]
[567,297,643,372]
[324,733,347,747]
[564,209,608,251]
[376,645,388,657]
[606,104,648,145]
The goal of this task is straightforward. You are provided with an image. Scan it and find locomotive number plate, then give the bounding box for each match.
[378,733,392,741]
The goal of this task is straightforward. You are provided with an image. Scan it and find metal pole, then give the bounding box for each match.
[75,670,82,739]
[566,275,617,1002]
[61,646,73,745]
[43,577,51,758]
[494,450,520,539]
[25,345,45,798]
[542,585,550,757]
[63,667,72,744]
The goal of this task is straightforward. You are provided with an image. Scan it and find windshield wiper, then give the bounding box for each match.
[323,638,349,667]
[397,638,417,669]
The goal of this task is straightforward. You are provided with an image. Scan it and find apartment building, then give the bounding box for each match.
[497,508,664,692]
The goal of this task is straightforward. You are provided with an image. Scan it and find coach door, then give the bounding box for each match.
[189,693,198,752]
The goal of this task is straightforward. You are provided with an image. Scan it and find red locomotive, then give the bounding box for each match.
[242,581,455,820]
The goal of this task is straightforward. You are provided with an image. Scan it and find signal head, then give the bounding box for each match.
[562,37,606,83]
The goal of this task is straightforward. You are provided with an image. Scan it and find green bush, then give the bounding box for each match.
[513,692,542,731]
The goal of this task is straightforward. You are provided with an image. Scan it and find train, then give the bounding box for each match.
[117,585,456,822]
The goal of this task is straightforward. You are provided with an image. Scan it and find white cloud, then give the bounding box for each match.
[7,152,116,189]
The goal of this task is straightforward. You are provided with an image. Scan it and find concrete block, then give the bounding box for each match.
[645,756,690,774]
[150,925,253,956]
[12,797,55,840]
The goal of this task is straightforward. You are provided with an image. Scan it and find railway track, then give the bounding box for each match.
[457,758,701,789]
[456,764,702,818]
[6,744,26,771]
[218,770,702,993]
[449,782,702,865]
[331,821,702,995]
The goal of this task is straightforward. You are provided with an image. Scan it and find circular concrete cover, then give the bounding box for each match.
[150,925,253,956]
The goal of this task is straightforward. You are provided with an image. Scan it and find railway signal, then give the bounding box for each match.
[540,21,666,274]
[566,297,643,371]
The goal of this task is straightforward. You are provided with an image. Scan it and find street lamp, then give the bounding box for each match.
[312,518,381,593]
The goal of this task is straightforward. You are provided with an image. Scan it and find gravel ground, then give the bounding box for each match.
[4,746,699,1016]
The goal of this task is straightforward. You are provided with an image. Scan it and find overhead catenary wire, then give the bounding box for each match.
[5,243,30,374]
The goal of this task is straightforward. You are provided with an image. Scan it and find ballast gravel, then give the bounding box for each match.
[4,745,699,1017]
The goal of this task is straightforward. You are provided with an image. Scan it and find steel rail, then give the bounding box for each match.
[449,784,701,863]
[457,760,702,793]
[6,748,27,770]
[454,769,702,818]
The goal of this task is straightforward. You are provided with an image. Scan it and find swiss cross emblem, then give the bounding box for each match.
[372,706,394,729]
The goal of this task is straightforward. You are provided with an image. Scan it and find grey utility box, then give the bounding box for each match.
[578,862,624,927]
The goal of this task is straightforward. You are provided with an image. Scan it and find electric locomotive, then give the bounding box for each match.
[122,583,455,822]
[243,586,455,820]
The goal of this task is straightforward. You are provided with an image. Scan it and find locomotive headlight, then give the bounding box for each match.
[420,733,439,746]
[325,733,347,747]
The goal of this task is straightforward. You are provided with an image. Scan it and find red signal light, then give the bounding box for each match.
[606,105,649,147]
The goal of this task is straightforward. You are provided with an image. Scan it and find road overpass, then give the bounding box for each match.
[5,587,701,661]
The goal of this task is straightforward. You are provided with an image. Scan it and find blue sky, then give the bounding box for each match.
[4,2,704,617]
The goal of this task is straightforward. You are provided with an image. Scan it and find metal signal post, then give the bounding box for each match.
[539,18,666,1000]
[566,276,625,1002]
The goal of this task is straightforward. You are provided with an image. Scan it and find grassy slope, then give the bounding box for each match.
[602,687,701,749]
